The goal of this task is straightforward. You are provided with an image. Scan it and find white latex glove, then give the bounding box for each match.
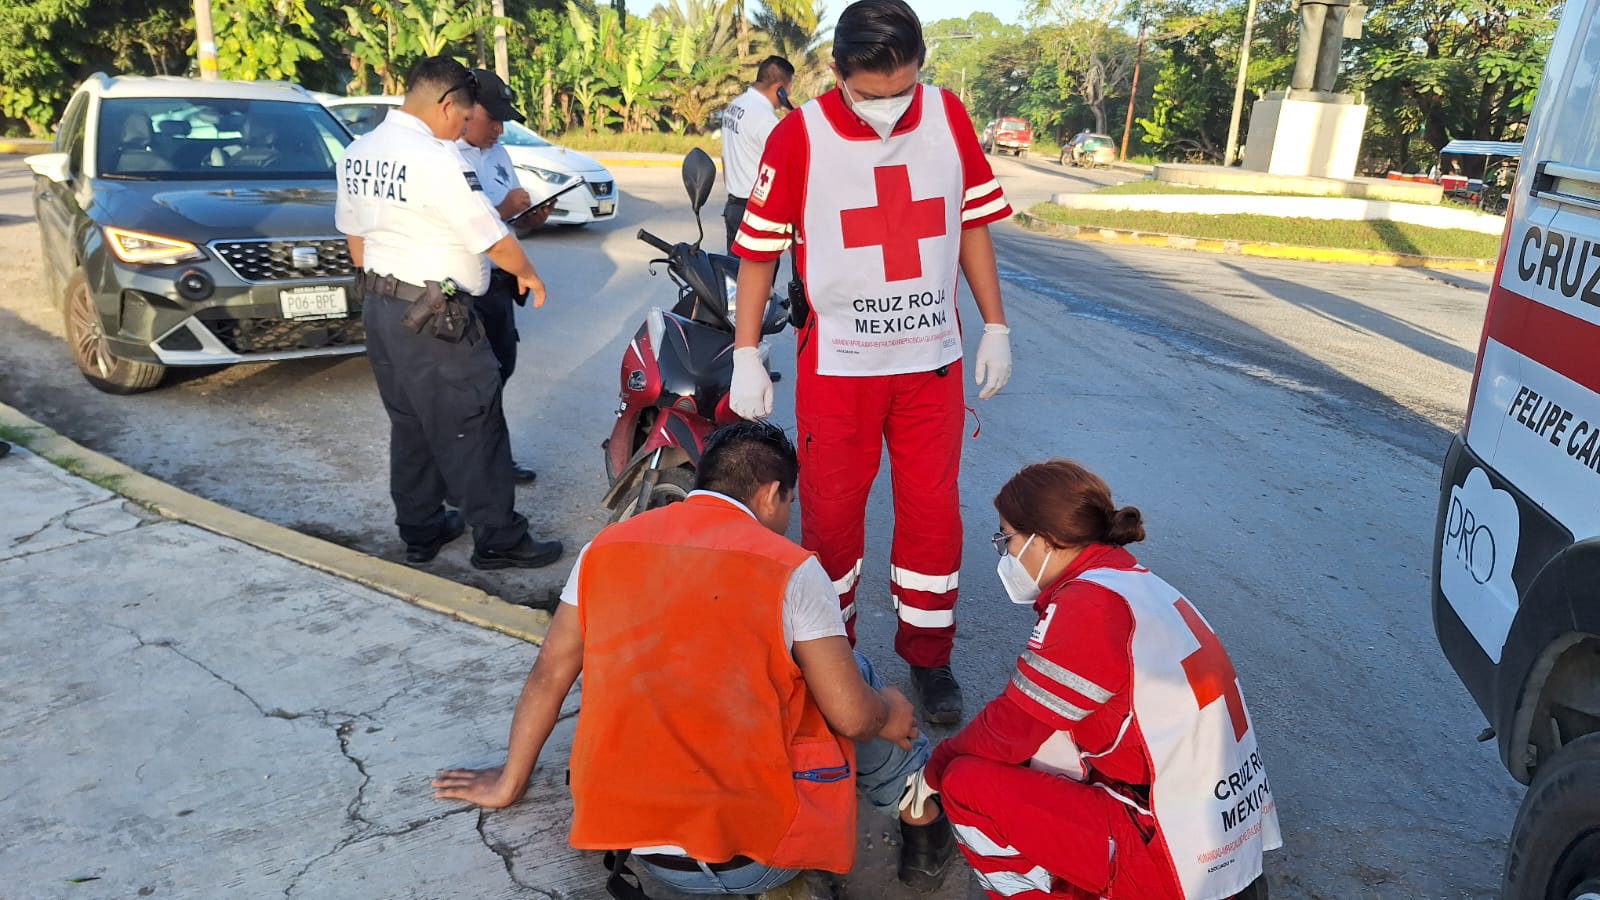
[730,347,774,420]
[898,770,939,820]
[974,323,1013,400]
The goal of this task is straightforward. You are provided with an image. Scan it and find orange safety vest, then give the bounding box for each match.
[568,494,859,874]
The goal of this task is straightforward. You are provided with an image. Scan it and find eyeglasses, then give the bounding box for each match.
[440,71,479,105]
[991,531,1018,557]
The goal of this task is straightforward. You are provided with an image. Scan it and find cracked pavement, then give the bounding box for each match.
[0,446,978,900]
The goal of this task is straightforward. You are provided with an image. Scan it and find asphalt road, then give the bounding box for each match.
[0,151,1519,898]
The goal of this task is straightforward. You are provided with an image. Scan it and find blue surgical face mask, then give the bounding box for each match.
[842,81,914,141]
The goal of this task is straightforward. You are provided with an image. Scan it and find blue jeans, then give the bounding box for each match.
[635,652,929,895]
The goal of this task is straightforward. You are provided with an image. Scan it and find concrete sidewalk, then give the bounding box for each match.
[0,443,971,899]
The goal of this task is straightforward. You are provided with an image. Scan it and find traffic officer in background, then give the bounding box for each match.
[458,68,549,484]
[336,56,564,572]
[720,55,794,250]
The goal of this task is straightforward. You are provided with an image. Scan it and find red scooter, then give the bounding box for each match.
[601,149,788,521]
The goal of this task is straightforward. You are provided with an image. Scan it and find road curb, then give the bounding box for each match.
[0,401,551,645]
[1013,211,1496,272]
[586,156,719,169]
[0,138,52,155]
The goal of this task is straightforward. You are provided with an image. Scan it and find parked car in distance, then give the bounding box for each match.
[321,95,618,230]
[981,117,1032,157]
[1063,132,1117,168]
[25,74,361,394]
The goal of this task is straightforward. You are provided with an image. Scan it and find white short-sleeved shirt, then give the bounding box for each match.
[335,109,508,295]
[457,139,517,209]
[720,87,780,199]
[560,491,846,649]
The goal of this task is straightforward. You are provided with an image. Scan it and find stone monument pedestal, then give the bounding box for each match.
[1243,90,1368,179]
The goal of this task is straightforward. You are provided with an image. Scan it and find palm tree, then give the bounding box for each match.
[750,0,832,100]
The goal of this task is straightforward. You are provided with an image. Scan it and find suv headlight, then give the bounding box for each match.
[517,164,568,184]
[104,227,204,265]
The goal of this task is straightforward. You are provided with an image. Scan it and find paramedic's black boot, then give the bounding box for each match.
[910,665,964,725]
[898,805,955,892]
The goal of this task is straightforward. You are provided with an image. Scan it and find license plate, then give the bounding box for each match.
[597,200,616,216]
[280,286,348,321]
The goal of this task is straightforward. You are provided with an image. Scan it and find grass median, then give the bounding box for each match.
[1028,202,1501,260]
[553,131,720,156]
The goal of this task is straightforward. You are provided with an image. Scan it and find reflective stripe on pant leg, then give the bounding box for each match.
[884,361,965,667]
[796,361,890,645]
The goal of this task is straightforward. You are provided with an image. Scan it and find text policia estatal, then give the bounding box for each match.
[1214,751,1272,832]
[1508,384,1600,474]
[344,158,410,202]
[852,290,948,335]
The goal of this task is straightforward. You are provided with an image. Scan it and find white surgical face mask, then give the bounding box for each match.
[843,81,914,141]
[997,534,1053,605]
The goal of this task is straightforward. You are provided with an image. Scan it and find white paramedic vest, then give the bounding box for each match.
[799,86,964,377]
[1075,567,1282,900]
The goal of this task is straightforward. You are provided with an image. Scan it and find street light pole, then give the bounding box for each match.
[193,0,219,80]
[493,0,509,80]
[1224,0,1260,166]
[1120,22,1146,161]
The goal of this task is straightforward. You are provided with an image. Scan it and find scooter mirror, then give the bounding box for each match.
[682,148,717,214]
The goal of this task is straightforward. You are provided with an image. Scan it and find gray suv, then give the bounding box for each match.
[26,74,360,393]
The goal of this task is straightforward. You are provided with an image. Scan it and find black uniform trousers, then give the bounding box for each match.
[723,194,748,252]
[362,289,527,552]
[477,269,520,385]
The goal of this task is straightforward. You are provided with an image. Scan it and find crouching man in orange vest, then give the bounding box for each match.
[433,421,957,898]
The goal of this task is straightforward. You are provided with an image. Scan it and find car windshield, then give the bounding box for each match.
[329,103,390,136]
[97,98,351,180]
[500,121,552,148]
[998,120,1028,132]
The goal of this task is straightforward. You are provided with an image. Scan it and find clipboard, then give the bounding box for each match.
[509,178,586,223]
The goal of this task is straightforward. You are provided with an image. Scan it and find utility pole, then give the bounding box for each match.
[493,0,509,81]
[194,0,219,80]
[1119,22,1146,161]
[1224,0,1260,166]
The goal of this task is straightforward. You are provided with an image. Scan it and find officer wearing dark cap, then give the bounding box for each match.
[457,68,548,484]
[336,55,564,572]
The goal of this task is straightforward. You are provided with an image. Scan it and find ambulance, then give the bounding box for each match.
[1431,3,1600,897]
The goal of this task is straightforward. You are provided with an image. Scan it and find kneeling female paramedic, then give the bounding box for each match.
[915,460,1280,900]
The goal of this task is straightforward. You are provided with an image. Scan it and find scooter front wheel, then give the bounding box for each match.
[611,466,695,523]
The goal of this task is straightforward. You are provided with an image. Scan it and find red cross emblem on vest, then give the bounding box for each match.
[839,165,947,282]
[1177,597,1249,741]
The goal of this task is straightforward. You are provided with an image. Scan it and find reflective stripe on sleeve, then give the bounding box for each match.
[735,234,792,253]
[1009,670,1090,721]
[961,195,1009,223]
[840,601,857,622]
[741,210,793,234]
[890,565,959,594]
[1020,650,1114,704]
[963,179,1001,203]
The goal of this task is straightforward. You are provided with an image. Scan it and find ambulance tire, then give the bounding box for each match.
[1502,732,1600,900]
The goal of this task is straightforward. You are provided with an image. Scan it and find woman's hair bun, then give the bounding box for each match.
[1106,506,1146,546]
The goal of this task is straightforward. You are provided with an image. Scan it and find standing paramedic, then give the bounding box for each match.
[458,67,549,484]
[336,56,564,572]
[921,460,1279,899]
[728,0,1015,724]
[721,55,794,250]
[433,422,957,897]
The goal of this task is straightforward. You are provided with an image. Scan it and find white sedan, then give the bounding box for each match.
[321,95,618,227]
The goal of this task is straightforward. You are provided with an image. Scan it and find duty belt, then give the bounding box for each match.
[359,271,430,303]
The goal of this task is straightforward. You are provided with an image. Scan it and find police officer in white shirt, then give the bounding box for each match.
[457,68,550,484]
[721,56,794,250]
[336,56,563,572]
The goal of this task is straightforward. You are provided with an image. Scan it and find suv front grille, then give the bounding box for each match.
[200,310,366,354]
[211,238,354,282]
[588,180,614,198]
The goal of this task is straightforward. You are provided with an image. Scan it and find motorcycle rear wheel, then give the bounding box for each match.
[612,465,695,523]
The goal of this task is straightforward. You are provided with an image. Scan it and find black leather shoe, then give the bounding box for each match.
[910,665,964,725]
[512,463,537,484]
[471,535,564,570]
[898,805,955,892]
[405,510,464,564]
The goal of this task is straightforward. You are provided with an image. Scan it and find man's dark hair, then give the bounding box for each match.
[694,421,799,504]
[755,56,796,86]
[406,55,476,103]
[832,0,926,78]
